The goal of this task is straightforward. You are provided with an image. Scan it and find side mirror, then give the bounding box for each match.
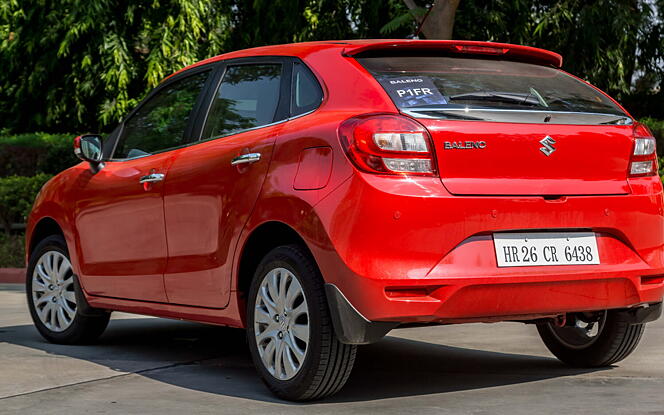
[74,134,104,171]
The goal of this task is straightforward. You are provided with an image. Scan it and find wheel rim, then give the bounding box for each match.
[31,251,77,333]
[253,267,310,380]
[547,311,607,350]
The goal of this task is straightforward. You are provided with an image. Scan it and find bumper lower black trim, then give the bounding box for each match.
[616,302,662,324]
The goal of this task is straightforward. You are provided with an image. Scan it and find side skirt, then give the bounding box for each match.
[86,291,245,328]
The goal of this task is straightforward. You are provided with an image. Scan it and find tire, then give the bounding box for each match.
[246,245,357,401]
[26,235,110,344]
[537,310,645,367]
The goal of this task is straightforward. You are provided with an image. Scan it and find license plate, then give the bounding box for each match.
[493,232,600,267]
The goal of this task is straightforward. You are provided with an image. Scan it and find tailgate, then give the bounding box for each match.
[354,54,635,196]
[420,120,633,196]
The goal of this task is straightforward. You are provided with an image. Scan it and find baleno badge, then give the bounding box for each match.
[444,141,487,150]
[539,136,556,156]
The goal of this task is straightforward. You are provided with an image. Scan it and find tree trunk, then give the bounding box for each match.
[405,0,461,40]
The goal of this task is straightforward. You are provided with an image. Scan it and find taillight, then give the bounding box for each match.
[338,114,437,176]
[629,123,658,177]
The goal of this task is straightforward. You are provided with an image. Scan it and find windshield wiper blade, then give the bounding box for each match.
[449,92,541,106]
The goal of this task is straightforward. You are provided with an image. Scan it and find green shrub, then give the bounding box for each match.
[0,174,52,232]
[0,233,24,268]
[0,133,79,177]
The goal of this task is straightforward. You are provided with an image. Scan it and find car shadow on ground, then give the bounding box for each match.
[0,317,608,404]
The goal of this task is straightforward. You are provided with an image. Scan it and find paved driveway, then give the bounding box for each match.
[1,283,663,414]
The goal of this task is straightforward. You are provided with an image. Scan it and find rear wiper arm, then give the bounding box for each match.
[404,109,484,121]
[599,116,633,125]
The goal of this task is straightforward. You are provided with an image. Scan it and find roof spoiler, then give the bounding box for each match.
[342,40,562,68]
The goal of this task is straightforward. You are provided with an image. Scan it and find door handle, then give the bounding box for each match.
[231,153,261,165]
[139,173,165,184]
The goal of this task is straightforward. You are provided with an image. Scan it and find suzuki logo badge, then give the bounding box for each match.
[539,136,556,156]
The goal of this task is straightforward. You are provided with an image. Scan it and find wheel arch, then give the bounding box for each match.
[236,221,315,303]
[27,217,65,259]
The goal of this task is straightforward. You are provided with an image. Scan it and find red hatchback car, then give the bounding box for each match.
[26,40,663,400]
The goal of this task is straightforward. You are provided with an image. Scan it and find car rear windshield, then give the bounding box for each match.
[357,56,631,125]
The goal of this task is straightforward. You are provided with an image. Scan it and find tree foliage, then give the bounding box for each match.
[454,0,663,114]
[0,0,662,134]
[0,0,232,133]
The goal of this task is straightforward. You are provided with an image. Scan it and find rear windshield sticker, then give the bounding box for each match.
[378,76,447,107]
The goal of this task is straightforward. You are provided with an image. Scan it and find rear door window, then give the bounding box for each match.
[357,56,630,125]
[202,64,284,139]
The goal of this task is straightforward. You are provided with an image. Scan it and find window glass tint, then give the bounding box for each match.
[202,64,282,139]
[291,62,322,116]
[114,71,209,159]
[358,56,629,124]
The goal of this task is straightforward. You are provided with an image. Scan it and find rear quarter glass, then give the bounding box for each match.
[357,56,630,125]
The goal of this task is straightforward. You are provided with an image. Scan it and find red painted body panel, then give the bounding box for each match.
[161,124,281,308]
[26,40,664,330]
[166,39,563,81]
[74,153,175,302]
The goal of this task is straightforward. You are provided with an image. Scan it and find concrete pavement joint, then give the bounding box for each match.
[1,358,660,402]
[0,356,219,401]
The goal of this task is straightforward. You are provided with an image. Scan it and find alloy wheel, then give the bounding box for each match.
[253,267,310,380]
[31,251,77,332]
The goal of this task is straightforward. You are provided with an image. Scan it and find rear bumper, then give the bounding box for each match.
[327,267,664,324]
[312,173,664,324]
[325,281,662,344]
